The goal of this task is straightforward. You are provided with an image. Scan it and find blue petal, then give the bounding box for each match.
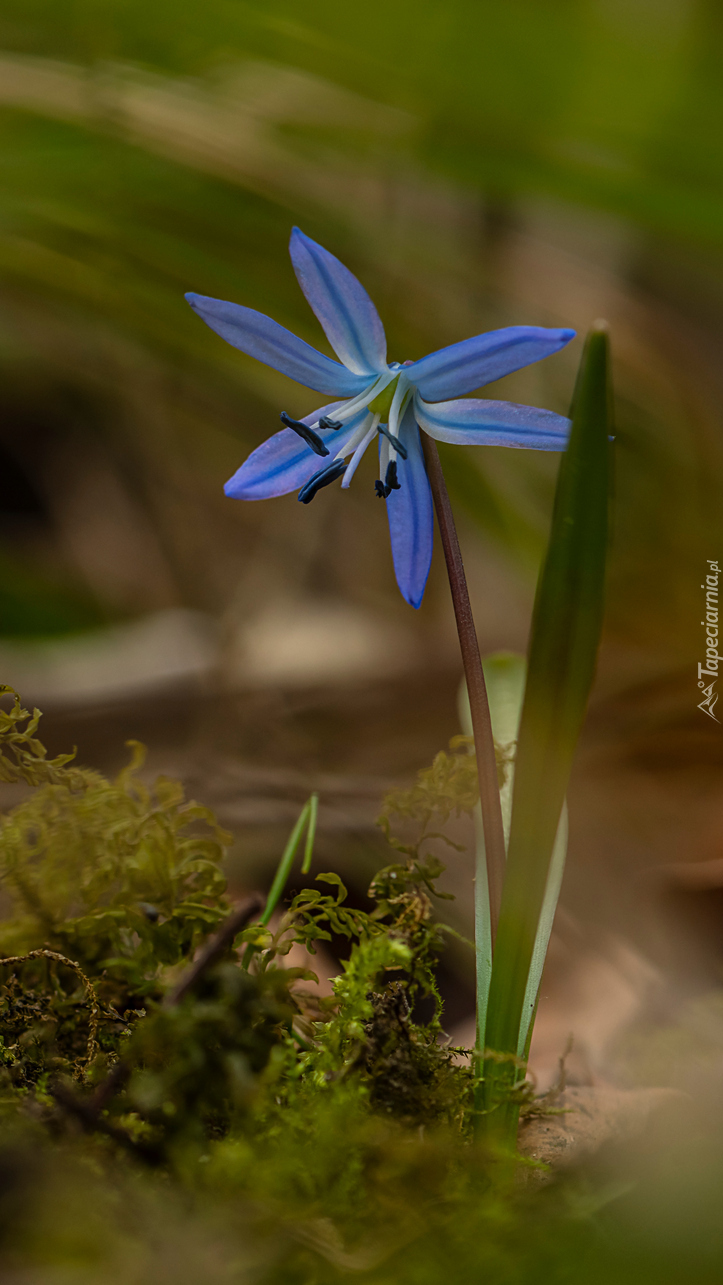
[385,404,433,608]
[186,293,368,397]
[406,326,575,401]
[414,394,570,449]
[225,405,366,500]
[289,228,387,377]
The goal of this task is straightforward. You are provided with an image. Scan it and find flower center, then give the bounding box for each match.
[368,374,400,420]
[291,368,414,504]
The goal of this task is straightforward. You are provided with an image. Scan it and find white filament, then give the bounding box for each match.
[335,412,373,461]
[341,415,379,488]
[387,373,411,440]
[323,370,396,425]
[378,431,390,479]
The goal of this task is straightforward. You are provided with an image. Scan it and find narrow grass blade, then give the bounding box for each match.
[301,793,318,874]
[471,800,493,1056]
[483,324,612,1135]
[261,800,312,925]
[242,797,315,969]
[516,802,567,1058]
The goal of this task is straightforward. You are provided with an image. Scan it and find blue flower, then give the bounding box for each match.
[186,229,574,608]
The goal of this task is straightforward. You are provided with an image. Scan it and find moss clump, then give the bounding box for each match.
[0,692,477,1144]
[0,687,233,1084]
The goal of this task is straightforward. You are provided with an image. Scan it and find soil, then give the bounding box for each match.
[518,1084,686,1167]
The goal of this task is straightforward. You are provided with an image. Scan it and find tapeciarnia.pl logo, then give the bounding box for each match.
[698,559,721,722]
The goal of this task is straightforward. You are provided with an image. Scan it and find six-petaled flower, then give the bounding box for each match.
[186,229,575,607]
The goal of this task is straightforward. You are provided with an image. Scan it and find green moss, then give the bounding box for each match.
[0,688,232,1088]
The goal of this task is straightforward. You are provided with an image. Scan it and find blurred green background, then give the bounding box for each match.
[0,0,722,994]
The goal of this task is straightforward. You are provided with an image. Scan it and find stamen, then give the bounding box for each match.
[280,412,329,457]
[385,460,401,492]
[298,459,347,504]
[334,412,373,462]
[387,373,412,440]
[377,423,407,459]
[319,416,343,430]
[374,479,389,499]
[378,429,390,481]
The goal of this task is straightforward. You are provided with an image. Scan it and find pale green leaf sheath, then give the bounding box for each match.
[459,656,568,1062]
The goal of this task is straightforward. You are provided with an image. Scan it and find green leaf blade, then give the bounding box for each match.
[483,325,612,1117]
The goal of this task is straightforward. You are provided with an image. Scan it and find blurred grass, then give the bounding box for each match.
[0,0,719,705]
[2,0,723,249]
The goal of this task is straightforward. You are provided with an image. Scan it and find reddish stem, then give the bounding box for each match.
[420,435,506,946]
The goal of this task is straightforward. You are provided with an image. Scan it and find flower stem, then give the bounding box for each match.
[420,435,507,948]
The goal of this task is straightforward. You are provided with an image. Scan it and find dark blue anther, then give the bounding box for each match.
[374,479,388,499]
[280,412,329,457]
[319,415,343,430]
[298,459,347,504]
[377,423,407,459]
[385,459,401,492]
